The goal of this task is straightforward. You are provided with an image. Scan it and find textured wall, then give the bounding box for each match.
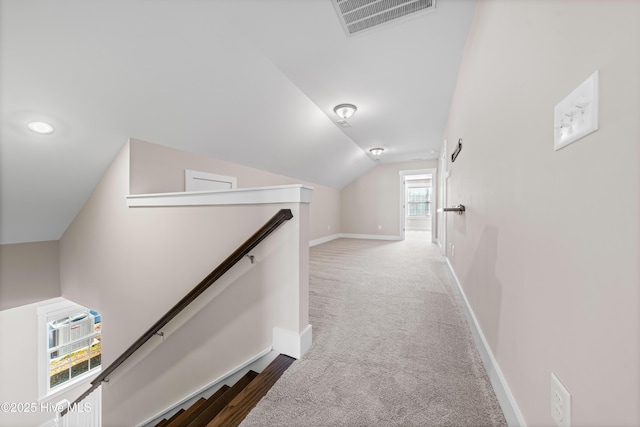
[444,1,640,425]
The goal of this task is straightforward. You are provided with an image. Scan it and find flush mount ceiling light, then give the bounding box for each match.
[27,121,54,134]
[334,104,357,119]
[370,147,384,156]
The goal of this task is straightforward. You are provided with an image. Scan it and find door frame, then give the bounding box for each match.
[399,168,437,243]
[439,140,448,255]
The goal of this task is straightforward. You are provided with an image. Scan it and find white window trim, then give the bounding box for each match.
[37,300,102,402]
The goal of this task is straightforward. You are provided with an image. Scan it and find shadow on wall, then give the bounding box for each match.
[464,225,502,352]
[451,208,467,236]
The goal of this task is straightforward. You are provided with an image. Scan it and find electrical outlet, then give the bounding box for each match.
[327,224,331,231]
[378,225,382,230]
[450,244,455,256]
[551,373,571,427]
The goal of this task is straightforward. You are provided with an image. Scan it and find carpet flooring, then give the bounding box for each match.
[241,233,507,426]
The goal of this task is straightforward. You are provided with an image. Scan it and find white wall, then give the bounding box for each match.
[129,138,340,242]
[0,298,89,427]
[444,1,639,425]
[341,160,437,237]
[0,241,60,310]
[59,141,310,425]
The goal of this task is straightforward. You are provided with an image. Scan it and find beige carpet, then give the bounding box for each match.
[241,233,507,426]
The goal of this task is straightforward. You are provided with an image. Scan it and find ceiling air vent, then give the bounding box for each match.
[332,0,436,36]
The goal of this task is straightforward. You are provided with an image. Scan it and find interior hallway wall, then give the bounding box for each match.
[60,141,310,425]
[0,241,60,310]
[341,160,437,238]
[443,1,639,425]
[0,298,90,427]
[129,138,340,242]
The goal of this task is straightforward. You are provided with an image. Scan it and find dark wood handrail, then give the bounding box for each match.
[62,208,293,416]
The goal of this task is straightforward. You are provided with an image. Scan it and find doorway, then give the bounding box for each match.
[439,141,448,255]
[399,168,437,243]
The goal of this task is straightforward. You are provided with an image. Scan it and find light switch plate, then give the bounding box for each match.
[554,71,599,151]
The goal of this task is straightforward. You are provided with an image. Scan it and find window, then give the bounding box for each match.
[407,187,431,217]
[38,301,102,400]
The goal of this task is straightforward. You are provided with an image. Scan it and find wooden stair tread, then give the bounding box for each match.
[172,385,230,427]
[206,354,295,427]
[189,370,259,427]
[164,408,185,425]
[165,397,206,427]
[154,418,170,427]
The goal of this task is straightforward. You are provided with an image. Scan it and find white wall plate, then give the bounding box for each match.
[550,372,571,427]
[554,71,599,151]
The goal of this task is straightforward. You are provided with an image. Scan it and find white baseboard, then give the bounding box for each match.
[340,233,401,241]
[445,258,527,427]
[309,234,341,247]
[309,233,402,247]
[273,325,312,359]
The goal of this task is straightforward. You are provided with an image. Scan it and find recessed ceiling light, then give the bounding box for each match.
[28,121,54,134]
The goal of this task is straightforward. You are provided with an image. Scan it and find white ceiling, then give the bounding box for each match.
[0,0,476,244]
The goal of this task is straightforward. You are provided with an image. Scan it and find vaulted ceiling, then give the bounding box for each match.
[0,0,476,244]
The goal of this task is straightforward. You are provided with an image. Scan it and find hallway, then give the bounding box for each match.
[242,237,506,426]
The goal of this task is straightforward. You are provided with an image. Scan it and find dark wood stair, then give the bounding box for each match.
[154,354,294,427]
[206,354,295,427]
[168,385,228,427]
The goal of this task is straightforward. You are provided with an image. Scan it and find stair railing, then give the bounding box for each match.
[60,208,294,418]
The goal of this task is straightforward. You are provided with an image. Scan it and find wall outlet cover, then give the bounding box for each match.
[551,372,571,427]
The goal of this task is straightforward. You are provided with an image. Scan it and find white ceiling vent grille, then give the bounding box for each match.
[333,0,436,36]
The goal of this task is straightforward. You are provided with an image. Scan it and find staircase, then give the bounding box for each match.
[154,354,295,427]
